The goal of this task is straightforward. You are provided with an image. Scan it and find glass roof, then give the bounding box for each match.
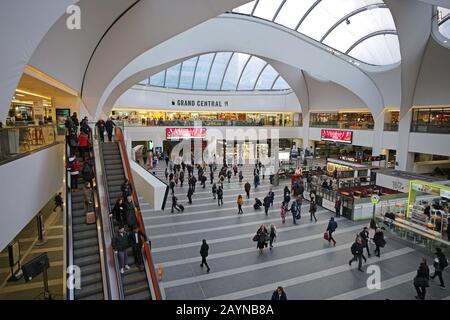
[144,52,291,91]
[438,7,450,40]
[232,0,401,66]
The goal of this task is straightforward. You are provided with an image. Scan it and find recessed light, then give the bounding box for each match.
[15,93,25,97]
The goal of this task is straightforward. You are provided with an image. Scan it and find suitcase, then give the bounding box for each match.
[86,211,96,224]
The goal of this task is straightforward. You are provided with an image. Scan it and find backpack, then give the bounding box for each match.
[351,243,357,255]
[439,256,448,269]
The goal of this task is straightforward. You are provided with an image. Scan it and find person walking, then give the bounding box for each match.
[269,224,277,249]
[335,197,342,217]
[263,195,271,216]
[112,227,131,274]
[210,170,214,184]
[169,180,175,195]
[348,235,365,272]
[200,239,210,273]
[359,227,371,257]
[180,170,185,187]
[414,258,430,300]
[283,186,290,200]
[256,225,268,253]
[271,287,287,300]
[187,186,194,205]
[238,170,243,183]
[201,174,207,189]
[171,195,181,213]
[95,119,106,143]
[219,174,224,188]
[233,164,238,177]
[212,183,217,200]
[227,169,232,183]
[105,117,116,142]
[254,174,260,189]
[309,200,318,222]
[110,197,126,227]
[244,182,251,199]
[290,201,298,225]
[124,196,138,230]
[129,225,149,271]
[53,193,64,212]
[431,247,447,289]
[373,228,386,257]
[71,112,79,134]
[217,186,224,206]
[121,179,133,200]
[237,194,244,214]
[68,156,81,191]
[280,202,288,224]
[326,217,338,246]
[81,162,94,189]
[268,188,275,207]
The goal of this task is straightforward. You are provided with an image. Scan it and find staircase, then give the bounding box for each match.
[100,142,152,300]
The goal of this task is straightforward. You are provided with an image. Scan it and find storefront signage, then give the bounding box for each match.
[321,129,353,144]
[166,128,206,140]
[371,194,380,205]
[172,99,229,108]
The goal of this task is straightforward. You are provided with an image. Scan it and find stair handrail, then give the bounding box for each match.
[115,127,163,300]
[64,137,74,300]
[96,127,126,300]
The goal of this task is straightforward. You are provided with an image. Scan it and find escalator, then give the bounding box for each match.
[99,141,153,300]
[66,139,108,300]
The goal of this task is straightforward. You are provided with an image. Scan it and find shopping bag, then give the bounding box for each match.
[323,231,330,241]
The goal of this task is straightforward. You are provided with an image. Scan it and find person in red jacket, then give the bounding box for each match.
[78,132,89,160]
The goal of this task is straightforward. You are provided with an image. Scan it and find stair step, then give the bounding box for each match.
[124,289,151,300]
[74,282,104,300]
[74,254,100,267]
[78,292,104,300]
[73,245,100,259]
[80,272,103,288]
[79,262,102,276]
[73,229,98,241]
[73,237,98,249]
[72,223,97,233]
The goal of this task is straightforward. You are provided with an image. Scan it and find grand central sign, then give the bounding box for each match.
[172,99,229,107]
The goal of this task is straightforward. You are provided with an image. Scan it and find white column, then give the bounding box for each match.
[395,108,414,171]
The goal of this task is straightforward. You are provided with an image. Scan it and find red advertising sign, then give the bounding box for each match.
[166,128,206,140]
[321,129,353,144]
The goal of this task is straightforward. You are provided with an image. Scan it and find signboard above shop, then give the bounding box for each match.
[321,129,353,144]
[172,99,229,108]
[166,128,206,140]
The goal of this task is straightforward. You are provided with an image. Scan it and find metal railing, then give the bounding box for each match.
[0,124,57,165]
[384,123,399,131]
[310,121,374,130]
[135,160,170,211]
[410,123,450,134]
[115,127,163,300]
[116,119,298,127]
[64,143,74,301]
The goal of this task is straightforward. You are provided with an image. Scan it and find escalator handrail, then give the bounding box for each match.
[65,140,75,300]
[96,128,125,300]
[115,127,163,300]
[87,128,111,300]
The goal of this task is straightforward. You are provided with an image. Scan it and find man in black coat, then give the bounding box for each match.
[71,112,79,134]
[124,196,138,230]
[244,182,251,199]
[95,119,106,143]
[112,227,131,274]
[326,217,338,246]
[121,179,133,200]
[129,226,149,270]
[187,187,194,204]
[105,117,116,142]
[200,239,210,273]
[349,236,365,272]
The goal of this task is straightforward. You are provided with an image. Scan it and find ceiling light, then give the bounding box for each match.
[15,93,25,97]
[15,89,51,100]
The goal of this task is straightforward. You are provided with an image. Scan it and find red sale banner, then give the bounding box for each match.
[321,129,353,144]
[166,128,206,140]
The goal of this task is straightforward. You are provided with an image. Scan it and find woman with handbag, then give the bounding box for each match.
[413,258,430,300]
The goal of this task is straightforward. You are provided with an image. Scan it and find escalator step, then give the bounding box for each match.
[73,229,98,241]
[73,237,98,249]
[74,282,104,300]
[73,245,100,259]
[74,254,100,267]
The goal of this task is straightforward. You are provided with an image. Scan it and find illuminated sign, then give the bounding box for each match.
[166,128,206,140]
[321,129,353,144]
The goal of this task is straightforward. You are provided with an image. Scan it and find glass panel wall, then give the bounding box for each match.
[111,109,302,127]
[384,110,399,131]
[411,107,450,134]
[310,111,374,129]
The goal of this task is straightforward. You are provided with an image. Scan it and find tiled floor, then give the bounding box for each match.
[0,199,64,300]
[138,162,450,300]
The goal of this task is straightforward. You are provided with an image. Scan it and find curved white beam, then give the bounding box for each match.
[96,14,384,118]
[81,0,251,115]
[0,0,77,121]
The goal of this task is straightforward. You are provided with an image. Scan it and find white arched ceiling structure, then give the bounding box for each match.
[80,0,251,116]
[96,14,387,118]
[0,0,251,121]
[0,0,77,121]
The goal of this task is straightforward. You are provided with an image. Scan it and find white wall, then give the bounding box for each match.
[408,132,450,157]
[131,161,166,210]
[381,131,399,150]
[114,86,301,112]
[0,143,64,250]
